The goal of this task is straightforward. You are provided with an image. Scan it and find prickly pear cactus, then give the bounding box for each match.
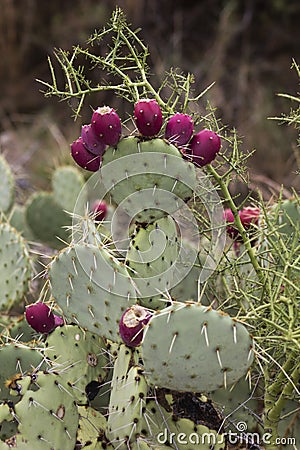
[8,205,34,241]
[126,216,179,309]
[107,345,150,449]
[51,165,87,214]
[0,155,15,214]
[14,372,79,449]
[77,405,108,448]
[141,301,254,392]
[44,324,109,404]
[25,191,72,249]
[48,243,137,342]
[0,343,45,403]
[101,136,197,223]
[0,222,32,311]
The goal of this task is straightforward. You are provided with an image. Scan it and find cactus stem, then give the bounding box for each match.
[201,322,210,346]
[169,332,178,353]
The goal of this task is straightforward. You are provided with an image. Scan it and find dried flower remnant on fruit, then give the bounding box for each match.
[91,106,122,146]
[119,305,152,347]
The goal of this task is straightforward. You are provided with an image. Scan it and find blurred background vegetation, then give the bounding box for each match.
[0,0,300,193]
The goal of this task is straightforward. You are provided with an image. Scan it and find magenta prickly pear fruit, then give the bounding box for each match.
[71,136,101,172]
[223,208,238,239]
[53,314,64,327]
[25,303,56,334]
[119,305,152,347]
[91,106,122,146]
[91,199,108,222]
[186,129,221,167]
[165,113,194,147]
[81,124,107,156]
[239,206,260,229]
[134,99,163,137]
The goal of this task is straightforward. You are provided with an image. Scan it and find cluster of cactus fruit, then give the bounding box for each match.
[0,7,299,450]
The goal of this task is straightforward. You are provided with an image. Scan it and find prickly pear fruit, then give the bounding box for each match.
[134,99,163,136]
[223,208,238,239]
[165,113,194,147]
[119,305,152,347]
[91,199,108,222]
[239,206,260,229]
[25,303,55,334]
[81,124,107,156]
[186,129,221,167]
[71,136,101,171]
[91,106,122,146]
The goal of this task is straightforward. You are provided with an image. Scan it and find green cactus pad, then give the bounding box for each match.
[0,155,15,214]
[210,377,262,433]
[0,314,34,343]
[44,324,109,404]
[52,165,87,214]
[272,197,300,239]
[26,191,72,249]
[0,222,32,310]
[126,216,179,309]
[101,137,197,223]
[8,205,34,241]
[142,301,254,392]
[107,346,149,449]
[0,343,45,403]
[145,391,225,450]
[14,372,79,450]
[48,243,137,342]
[77,405,107,448]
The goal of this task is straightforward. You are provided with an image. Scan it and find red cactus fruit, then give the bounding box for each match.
[53,315,64,327]
[165,113,194,147]
[239,206,260,229]
[224,206,260,241]
[223,208,238,240]
[25,303,56,334]
[81,124,107,156]
[91,200,108,222]
[71,137,101,172]
[119,305,152,347]
[134,99,163,137]
[186,129,221,167]
[91,106,122,146]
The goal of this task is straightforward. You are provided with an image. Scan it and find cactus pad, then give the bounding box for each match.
[142,301,254,392]
[0,222,32,310]
[44,324,109,404]
[52,165,87,214]
[125,216,179,308]
[26,192,72,249]
[101,137,196,223]
[14,372,79,449]
[0,155,15,214]
[48,243,137,342]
